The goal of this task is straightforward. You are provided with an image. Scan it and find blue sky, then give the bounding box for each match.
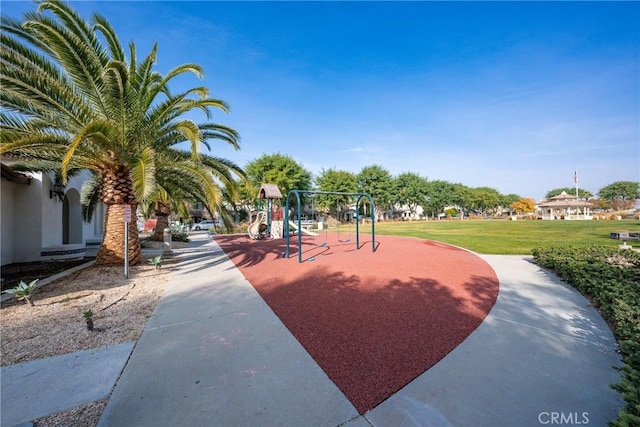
[3,1,639,200]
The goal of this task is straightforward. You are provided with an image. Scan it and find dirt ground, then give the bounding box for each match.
[0,241,189,426]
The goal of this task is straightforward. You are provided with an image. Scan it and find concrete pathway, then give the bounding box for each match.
[363,255,623,426]
[1,234,623,426]
[1,343,134,426]
[98,236,358,426]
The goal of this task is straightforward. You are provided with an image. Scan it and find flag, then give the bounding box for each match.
[573,171,578,184]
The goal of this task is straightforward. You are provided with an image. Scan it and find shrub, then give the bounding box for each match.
[171,231,189,242]
[148,256,162,269]
[2,279,38,306]
[532,246,640,426]
[83,309,94,331]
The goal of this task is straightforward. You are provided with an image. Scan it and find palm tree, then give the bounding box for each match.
[73,129,246,242]
[1,1,242,265]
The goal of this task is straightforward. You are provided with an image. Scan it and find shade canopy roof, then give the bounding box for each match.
[257,183,283,199]
[538,191,593,208]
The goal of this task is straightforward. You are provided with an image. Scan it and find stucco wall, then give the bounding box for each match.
[1,181,17,265]
[67,172,103,243]
[1,168,105,265]
[41,173,63,248]
[12,172,44,263]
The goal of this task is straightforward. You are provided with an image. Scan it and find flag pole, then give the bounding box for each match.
[574,169,578,198]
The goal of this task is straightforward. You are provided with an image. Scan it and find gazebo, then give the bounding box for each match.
[538,191,593,220]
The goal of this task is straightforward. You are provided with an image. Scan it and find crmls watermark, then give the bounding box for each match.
[538,411,590,425]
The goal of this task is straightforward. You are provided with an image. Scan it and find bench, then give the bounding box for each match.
[300,220,315,231]
[610,231,640,240]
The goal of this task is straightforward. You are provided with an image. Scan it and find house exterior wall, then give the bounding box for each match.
[1,171,45,264]
[1,181,17,265]
[1,168,104,265]
[391,204,425,220]
[42,173,63,248]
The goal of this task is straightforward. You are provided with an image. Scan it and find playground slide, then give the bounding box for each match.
[288,220,319,237]
[248,211,267,239]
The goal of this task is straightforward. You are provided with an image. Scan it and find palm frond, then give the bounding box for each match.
[129,146,156,202]
[91,12,125,62]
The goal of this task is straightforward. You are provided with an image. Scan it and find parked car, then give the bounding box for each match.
[191,220,218,231]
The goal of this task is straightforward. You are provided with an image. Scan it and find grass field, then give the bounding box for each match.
[356,219,640,255]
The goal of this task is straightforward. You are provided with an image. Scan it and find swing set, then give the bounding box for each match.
[284,190,376,263]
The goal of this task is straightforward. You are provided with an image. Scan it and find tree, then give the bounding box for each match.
[500,193,522,216]
[510,198,537,215]
[393,172,428,219]
[147,184,198,242]
[1,1,242,264]
[356,165,394,220]
[451,183,472,216]
[314,168,357,215]
[245,153,312,199]
[424,180,455,218]
[469,187,501,218]
[151,150,246,230]
[501,193,522,207]
[597,181,640,210]
[230,178,258,223]
[546,188,593,200]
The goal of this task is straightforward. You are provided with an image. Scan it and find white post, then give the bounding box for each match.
[124,204,131,278]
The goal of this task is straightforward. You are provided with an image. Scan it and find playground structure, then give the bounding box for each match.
[284,190,376,263]
[248,184,326,240]
[248,183,283,240]
[248,183,324,240]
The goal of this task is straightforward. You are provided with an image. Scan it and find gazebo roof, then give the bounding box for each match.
[549,191,578,201]
[538,199,593,208]
[538,191,593,208]
[257,183,283,199]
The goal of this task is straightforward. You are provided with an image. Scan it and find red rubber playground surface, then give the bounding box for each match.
[214,232,499,414]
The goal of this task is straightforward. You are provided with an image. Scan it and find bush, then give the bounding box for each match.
[532,246,640,426]
[171,231,189,242]
[2,279,38,306]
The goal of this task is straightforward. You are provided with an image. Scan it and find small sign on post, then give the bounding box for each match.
[124,204,131,278]
[124,204,132,223]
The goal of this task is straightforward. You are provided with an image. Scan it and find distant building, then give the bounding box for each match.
[537,191,594,220]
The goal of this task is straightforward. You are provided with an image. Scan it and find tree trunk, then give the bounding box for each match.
[151,201,171,241]
[151,214,170,241]
[96,203,142,265]
[96,166,142,266]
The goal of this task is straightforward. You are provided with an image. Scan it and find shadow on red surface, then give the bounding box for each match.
[215,234,499,414]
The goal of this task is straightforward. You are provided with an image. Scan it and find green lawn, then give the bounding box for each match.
[360,219,640,255]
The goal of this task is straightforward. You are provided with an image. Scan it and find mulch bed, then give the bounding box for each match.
[215,233,499,414]
[1,258,93,292]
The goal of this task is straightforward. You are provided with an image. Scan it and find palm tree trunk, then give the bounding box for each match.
[151,201,171,241]
[96,166,142,266]
[96,203,142,265]
[151,214,170,241]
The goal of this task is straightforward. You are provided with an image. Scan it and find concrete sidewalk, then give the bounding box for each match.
[98,235,359,426]
[2,234,623,426]
[1,343,134,426]
[365,255,623,426]
[98,236,622,426]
